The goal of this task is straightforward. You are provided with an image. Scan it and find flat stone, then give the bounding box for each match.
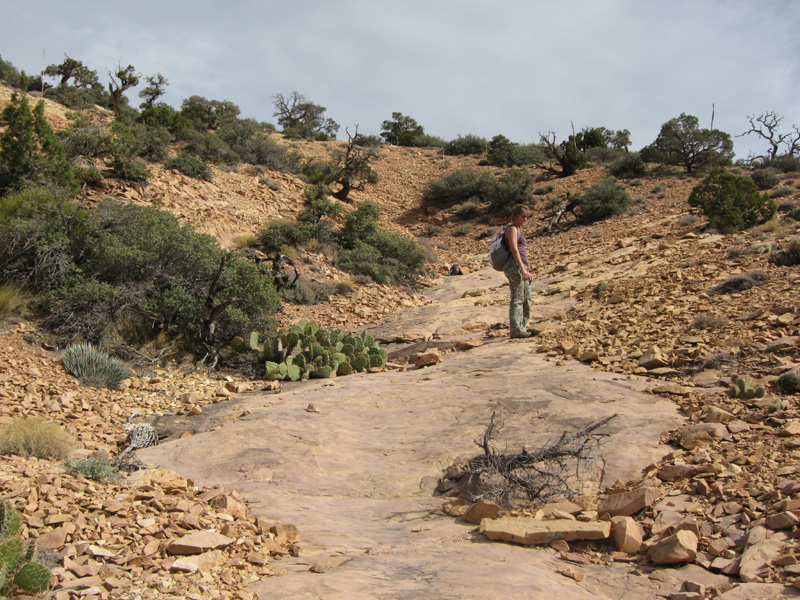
[597,487,661,517]
[480,517,611,545]
[167,531,235,555]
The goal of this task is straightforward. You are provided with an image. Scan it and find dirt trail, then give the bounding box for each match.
[140,268,690,599]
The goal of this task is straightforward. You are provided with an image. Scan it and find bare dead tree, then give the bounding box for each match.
[464,412,617,505]
[739,111,800,162]
[536,131,587,178]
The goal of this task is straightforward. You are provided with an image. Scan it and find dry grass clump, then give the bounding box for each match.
[700,352,738,372]
[0,285,27,320]
[0,417,76,460]
[688,314,728,330]
[709,270,769,295]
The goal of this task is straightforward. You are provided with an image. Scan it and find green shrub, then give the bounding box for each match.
[177,127,238,165]
[771,185,795,198]
[139,104,191,135]
[0,417,75,460]
[421,169,494,209]
[688,167,777,231]
[258,220,326,253]
[110,118,171,162]
[453,201,481,221]
[608,152,645,179]
[762,154,800,173]
[575,178,632,224]
[533,184,555,196]
[298,184,342,224]
[59,114,111,160]
[749,168,780,190]
[65,456,123,482]
[0,285,27,320]
[165,151,212,180]
[62,343,130,390]
[0,189,83,293]
[281,279,352,305]
[111,157,150,183]
[454,224,473,236]
[486,135,544,167]
[489,168,535,213]
[0,93,76,195]
[444,134,487,156]
[340,200,381,247]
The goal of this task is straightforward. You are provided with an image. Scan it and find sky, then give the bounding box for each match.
[2,0,799,160]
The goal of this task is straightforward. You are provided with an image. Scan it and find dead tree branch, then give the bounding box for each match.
[465,412,618,505]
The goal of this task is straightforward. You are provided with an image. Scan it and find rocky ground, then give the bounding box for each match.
[1,85,800,599]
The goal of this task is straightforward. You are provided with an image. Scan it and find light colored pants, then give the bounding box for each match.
[504,262,531,336]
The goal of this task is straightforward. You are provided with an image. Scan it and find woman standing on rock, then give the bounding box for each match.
[504,205,533,338]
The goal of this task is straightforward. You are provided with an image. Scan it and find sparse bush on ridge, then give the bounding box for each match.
[422,169,494,209]
[444,134,487,156]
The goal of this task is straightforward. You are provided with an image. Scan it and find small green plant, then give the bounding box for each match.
[0,418,75,460]
[258,176,281,190]
[0,285,26,320]
[164,151,212,181]
[728,374,765,400]
[688,167,776,232]
[62,343,130,390]
[628,179,643,187]
[593,282,609,294]
[475,229,494,240]
[421,169,494,209]
[65,456,123,483]
[453,224,473,236]
[0,500,52,598]
[767,399,785,414]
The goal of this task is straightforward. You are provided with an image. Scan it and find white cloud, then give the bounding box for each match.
[1,0,798,157]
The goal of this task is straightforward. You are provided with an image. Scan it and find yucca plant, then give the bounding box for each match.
[61,343,130,390]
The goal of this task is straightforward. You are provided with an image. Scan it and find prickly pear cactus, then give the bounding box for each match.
[729,374,765,399]
[0,502,52,597]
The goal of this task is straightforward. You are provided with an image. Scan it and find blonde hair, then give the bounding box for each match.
[511,204,530,219]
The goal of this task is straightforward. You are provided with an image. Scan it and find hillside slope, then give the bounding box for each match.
[1,85,800,598]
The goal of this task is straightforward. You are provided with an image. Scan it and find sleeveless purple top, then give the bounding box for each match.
[508,226,527,266]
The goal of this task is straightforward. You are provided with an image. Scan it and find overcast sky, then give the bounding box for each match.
[2,0,799,159]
